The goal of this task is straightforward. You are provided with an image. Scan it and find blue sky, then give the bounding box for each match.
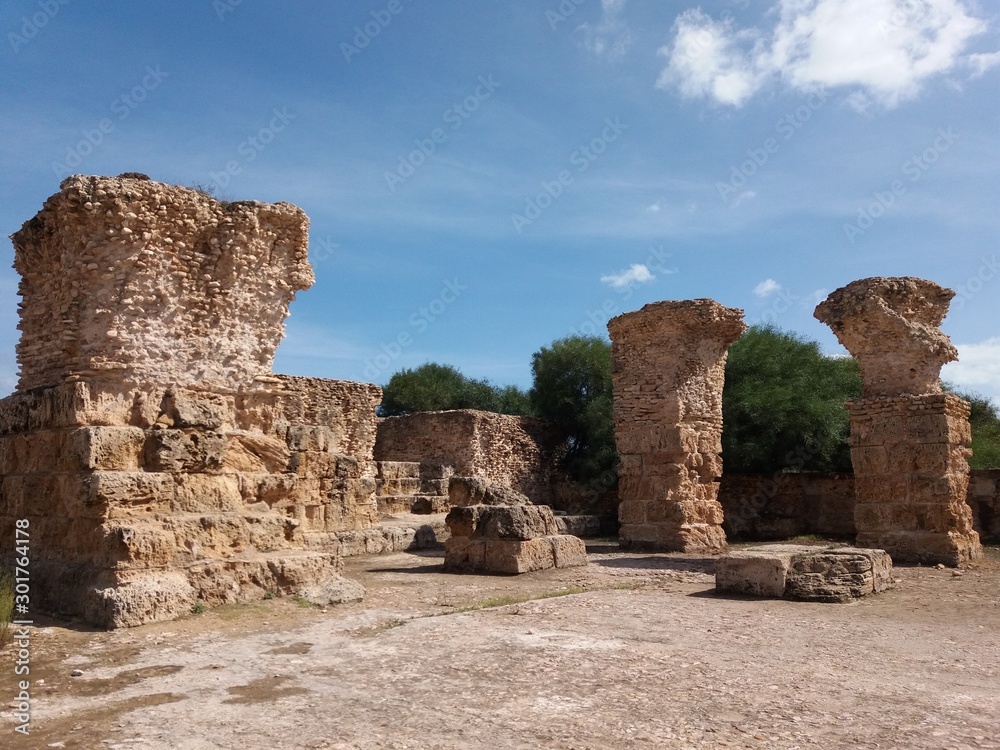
[2,0,999,400]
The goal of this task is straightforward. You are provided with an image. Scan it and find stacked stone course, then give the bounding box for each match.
[815,277,981,565]
[374,409,562,503]
[608,299,746,552]
[2,175,380,627]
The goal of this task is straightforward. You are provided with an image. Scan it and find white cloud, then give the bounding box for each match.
[733,190,756,206]
[754,278,782,297]
[658,0,994,107]
[601,263,655,289]
[646,202,662,213]
[943,337,1000,403]
[968,50,1000,77]
[577,0,633,59]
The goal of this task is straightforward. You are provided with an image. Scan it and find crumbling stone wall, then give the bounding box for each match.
[719,473,857,541]
[815,277,982,565]
[608,299,746,552]
[373,410,562,503]
[13,174,313,391]
[719,469,999,543]
[1,175,380,627]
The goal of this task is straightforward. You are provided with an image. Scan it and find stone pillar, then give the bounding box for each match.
[607,299,746,552]
[814,277,981,565]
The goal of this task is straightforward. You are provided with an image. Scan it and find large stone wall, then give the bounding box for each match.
[1,175,380,628]
[718,470,1000,543]
[815,277,981,565]
[608,299,746,552]
[373,410,562,503]
[12,174,313,392]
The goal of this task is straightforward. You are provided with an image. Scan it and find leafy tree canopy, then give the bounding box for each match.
[529,335,615,482]
[722,325,861,474]
[378,363,530,417]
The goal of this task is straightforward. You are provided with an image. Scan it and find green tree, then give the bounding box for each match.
[722,325,862,474]
[952,390,1000,469]
[529,335,616,482]
[378,362,531,417]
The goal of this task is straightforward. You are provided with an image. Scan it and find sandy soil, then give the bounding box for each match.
[3,542,999,750]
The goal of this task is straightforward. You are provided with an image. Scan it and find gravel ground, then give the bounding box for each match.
[3,542,999,750]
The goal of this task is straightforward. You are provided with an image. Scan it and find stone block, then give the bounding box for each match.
[222,432,290,473]
[69,426,146,471]
[171,474,244,513]
[716,544,893,601]
[144,429,226,473]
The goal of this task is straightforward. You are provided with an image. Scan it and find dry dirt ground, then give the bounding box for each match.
[2,541,999,750]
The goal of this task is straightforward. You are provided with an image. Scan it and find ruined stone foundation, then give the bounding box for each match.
[608,299,746,552]
[815,277,982,565]
[2,174,380,626]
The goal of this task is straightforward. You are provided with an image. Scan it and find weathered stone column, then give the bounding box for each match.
[815,277,981,565]
[608,299,746,552]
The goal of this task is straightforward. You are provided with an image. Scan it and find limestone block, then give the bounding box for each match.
[716,544,893,601]
[171,474,244,513]
[90,471,174,515]
[222,431,290,473]
[444,535,587,574]
[448,476,531,507]
[554,514,604,538]
[84,571,196,629]
[161,389,233,429]
[288,451,338,479]
[144,429,226,473]
[474,505,560,540]
[69,426,146,471]
[377,461,422,480]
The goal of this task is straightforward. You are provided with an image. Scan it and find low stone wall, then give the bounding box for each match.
[373,410,562,503]
[720,470,999,543]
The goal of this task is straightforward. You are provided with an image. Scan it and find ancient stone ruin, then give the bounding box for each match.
[2,174,382,627]
[815,277,982,565]
[608,299,746,552]
[443,503,587,574]
[716,544,893,602]
[374,409,563,505]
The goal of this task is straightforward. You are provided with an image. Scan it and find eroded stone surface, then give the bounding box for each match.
[716,544,893,602]
[374,410,562,503]
[11,174,314,391]
[814,277,956,398]
[443,503,587,574]
[1,176,377,627]
[608,299,746,552]
[815,277,982,566]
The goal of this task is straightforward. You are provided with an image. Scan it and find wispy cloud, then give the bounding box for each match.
[658,0,994,108]
[754,278,782,297]
[601,263,655,289]
[577,0,633,59]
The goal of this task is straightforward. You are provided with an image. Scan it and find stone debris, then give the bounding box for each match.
[715,544,893,602]
[443,504,588,574]
[607,299,746,552]
[1,175,379,627]
[815,277,982,566]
